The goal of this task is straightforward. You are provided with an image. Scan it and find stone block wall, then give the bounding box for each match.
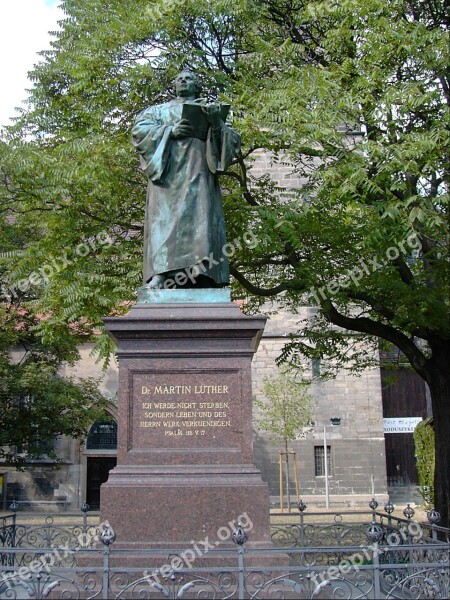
[252,305,388,506]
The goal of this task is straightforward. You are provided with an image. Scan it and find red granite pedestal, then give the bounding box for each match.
[100,300,272,550]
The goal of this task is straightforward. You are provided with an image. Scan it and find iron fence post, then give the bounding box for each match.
[99,522,116,600]
[232,522,248,600]
[298,500,307,548]
[80,502,90,547]
[238,545,244,600]
[369,498,378,522]
[384,500,394,529]
[366,521,383,600]
[102,544,110,600]
[403,504,415,544]
[9,501,18,566]
[81,502,89,537]
[373,541,381,599]
[431,524,437,541]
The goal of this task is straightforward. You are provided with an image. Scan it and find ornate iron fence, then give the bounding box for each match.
[270,499,449,551]
[0,500,448,599]
[0,538,448,598]
[0,513,16,567]
[0,503,99,569]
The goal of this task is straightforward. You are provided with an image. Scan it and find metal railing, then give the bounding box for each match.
[270,499,449,549]
[0,500,448,599]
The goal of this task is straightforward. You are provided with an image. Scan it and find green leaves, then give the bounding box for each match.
[0,0,448,375]
[0,354,106,466]
[254,371,314,446]
[413,418,435,508]
[0,299,105,466]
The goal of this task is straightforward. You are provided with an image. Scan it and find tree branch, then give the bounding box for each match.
[346,291,396,321]
[322,300,429,379]
[391,257,414,285]
[230,266,303,296]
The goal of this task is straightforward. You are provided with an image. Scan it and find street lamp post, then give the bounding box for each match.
[323,426,330,508]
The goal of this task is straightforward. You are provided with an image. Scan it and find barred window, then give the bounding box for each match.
[314,445,331,477]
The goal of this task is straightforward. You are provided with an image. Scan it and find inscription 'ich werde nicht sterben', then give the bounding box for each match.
[141,385,229,395]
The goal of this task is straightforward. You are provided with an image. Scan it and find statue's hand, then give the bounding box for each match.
[171,119,193,139]
[204,104,222,130]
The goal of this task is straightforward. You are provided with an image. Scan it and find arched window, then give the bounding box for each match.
[86,417,117,450]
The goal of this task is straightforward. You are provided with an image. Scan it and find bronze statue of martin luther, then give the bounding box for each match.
[132,71,240,289]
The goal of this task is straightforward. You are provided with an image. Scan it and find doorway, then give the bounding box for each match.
[84,415,117,510]
[86,456,117,510]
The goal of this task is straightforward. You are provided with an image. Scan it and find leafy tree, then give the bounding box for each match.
[0,302,106,467]
[254,371,313,511]
[0,159,106,466]
[232,0,450,525]
[0,0,448,523]
[255,372,314,450]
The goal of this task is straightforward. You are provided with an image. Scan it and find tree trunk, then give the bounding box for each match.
[427,347,450,529]
[284,439,291,513]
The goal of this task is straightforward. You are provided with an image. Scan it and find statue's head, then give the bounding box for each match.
[174,70,201,98]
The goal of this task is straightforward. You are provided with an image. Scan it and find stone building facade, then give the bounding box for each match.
[252,306,388,507]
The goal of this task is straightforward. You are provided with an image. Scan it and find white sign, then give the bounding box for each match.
[384,417,422,434]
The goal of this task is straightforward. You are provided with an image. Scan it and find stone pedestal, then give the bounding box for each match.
[100,297,271,548]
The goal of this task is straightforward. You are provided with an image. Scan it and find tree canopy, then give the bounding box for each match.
[0,0,448,519]
[254,371,313,449]
[0,298,105,467]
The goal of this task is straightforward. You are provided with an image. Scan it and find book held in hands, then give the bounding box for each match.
[181,102,230,140]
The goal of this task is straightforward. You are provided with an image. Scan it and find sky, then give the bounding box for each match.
[0,0,63,127]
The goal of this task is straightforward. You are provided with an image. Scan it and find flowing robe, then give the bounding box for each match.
[132,98,240,285]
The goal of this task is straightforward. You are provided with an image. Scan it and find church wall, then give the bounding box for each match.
[252,306,388,506]
[1,345,118,512]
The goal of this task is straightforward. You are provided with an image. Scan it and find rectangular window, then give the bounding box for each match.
[314,445,331,477]
[312,357,321,380]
